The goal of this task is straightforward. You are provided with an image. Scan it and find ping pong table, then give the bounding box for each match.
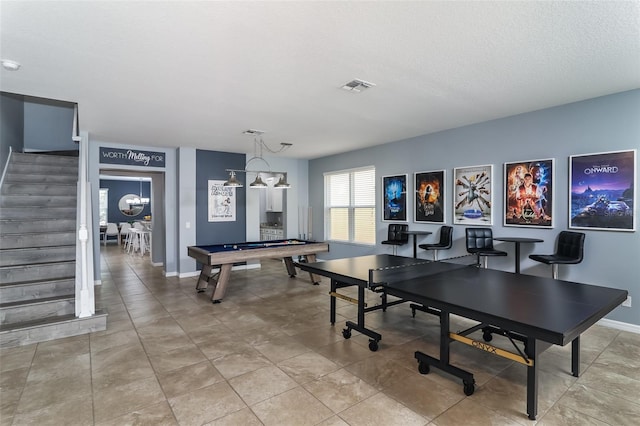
[295,254,627,420]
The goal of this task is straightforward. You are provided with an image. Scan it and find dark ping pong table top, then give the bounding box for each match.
[384,266,627,346]
[299,254,469,286]
[301,254,628,346]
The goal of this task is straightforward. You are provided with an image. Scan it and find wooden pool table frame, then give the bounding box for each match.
[187,240,330,302]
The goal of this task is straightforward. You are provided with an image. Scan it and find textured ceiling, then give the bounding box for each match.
[1,1,639,159]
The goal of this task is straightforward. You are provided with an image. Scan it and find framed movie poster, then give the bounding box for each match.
[453,164,493,225]
[569,150,636,232]
[382,174,407,221]
[414,170,445,223]
[208,180,236,222]
[504,159,554,228]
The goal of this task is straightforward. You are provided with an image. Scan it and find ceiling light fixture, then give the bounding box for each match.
[1,59,21,71]
[223,136,292,189]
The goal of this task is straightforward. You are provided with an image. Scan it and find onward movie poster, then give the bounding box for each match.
[504,159,553,227]
[570,150,635,231]
[454,165,492,225]
[415,170,444,223]
[383,175,407,221]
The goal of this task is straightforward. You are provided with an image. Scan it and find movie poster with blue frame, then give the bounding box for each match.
[382,174,407,221]
[504,158,554,228]
[414,170,445,223]
[453,164,492,225]
[569,149,636,232]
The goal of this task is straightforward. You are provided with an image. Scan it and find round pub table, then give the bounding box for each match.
[493,237,543,274]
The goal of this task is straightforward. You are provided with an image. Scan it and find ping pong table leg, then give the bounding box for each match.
[414,310,475,395]
[571,336,580,377]
[343,285,382,351]
[330,279,337,325]
[526,337,539,420]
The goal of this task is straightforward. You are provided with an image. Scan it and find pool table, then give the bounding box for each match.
[187,239,330,303]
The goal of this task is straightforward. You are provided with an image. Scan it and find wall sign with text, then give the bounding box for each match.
[99,147,166,167]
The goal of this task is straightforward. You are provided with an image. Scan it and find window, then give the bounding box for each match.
[325,166,376,244]
[98,188,108,226]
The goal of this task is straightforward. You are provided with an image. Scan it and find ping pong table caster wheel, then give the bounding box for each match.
[368,340,379,352]
[463,381,475,396]
[482,331,493,342]
[418,362,430,375]
[342,328,352,339]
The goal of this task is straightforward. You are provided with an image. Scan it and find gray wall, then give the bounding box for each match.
[0,93,24,168]
[195,149,246,245]
[0,92,76,166]
[24,100,76,151]
[309,89,640,326]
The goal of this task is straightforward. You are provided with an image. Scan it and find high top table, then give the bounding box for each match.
[493,236,543,273]
[402,230,433,258]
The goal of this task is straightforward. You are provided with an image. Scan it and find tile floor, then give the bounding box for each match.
[1,245,639,425]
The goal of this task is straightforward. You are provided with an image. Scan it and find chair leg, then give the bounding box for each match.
[391,246,397,256]
[432,250,439,261]
[552,264,559,279]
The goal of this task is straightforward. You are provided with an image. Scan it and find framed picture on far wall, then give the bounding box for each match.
[414,170,445,223]
[453,164,493,225]
[504,159,554,228]
[569,149,636,232]
[382,174,407,221]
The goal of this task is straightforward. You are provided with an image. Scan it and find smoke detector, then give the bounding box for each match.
[341,79,376,93]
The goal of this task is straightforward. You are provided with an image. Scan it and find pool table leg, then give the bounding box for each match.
[283,257,298,277]
[305,254,321,284]
[211,264,233,303]
[196,264,215,292]
[285,254,321,284]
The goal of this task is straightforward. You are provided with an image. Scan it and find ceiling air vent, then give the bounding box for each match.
[242,129,265,135]
[341,79,376,93]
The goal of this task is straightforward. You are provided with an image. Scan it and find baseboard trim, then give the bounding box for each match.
[598,318,640,334]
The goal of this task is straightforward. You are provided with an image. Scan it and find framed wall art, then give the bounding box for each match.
[504,159,554,228]
[208,180,236,222]
[569,149,636,232]
[414,170,445,223]
[382,174,407,221]
[453,164,493,225]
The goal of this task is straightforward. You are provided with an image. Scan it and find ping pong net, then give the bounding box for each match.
[367,256,476,289]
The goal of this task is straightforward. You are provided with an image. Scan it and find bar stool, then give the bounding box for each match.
[529,231,585,279]
[419,226,453,261]
[381,224,409,255]
[465,227,506,268]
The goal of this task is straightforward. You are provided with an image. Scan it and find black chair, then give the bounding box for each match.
[381,224,409,255]
[465,227,507,268]
[419,226,453,261]
[529,231,585,279]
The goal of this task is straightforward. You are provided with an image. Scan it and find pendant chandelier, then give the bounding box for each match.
[223,136,292,189]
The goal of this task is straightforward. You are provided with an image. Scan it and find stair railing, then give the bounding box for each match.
[0,146,13,188]
[75,111,95,317]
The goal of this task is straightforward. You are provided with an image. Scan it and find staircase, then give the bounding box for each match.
[0,152,106,348]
